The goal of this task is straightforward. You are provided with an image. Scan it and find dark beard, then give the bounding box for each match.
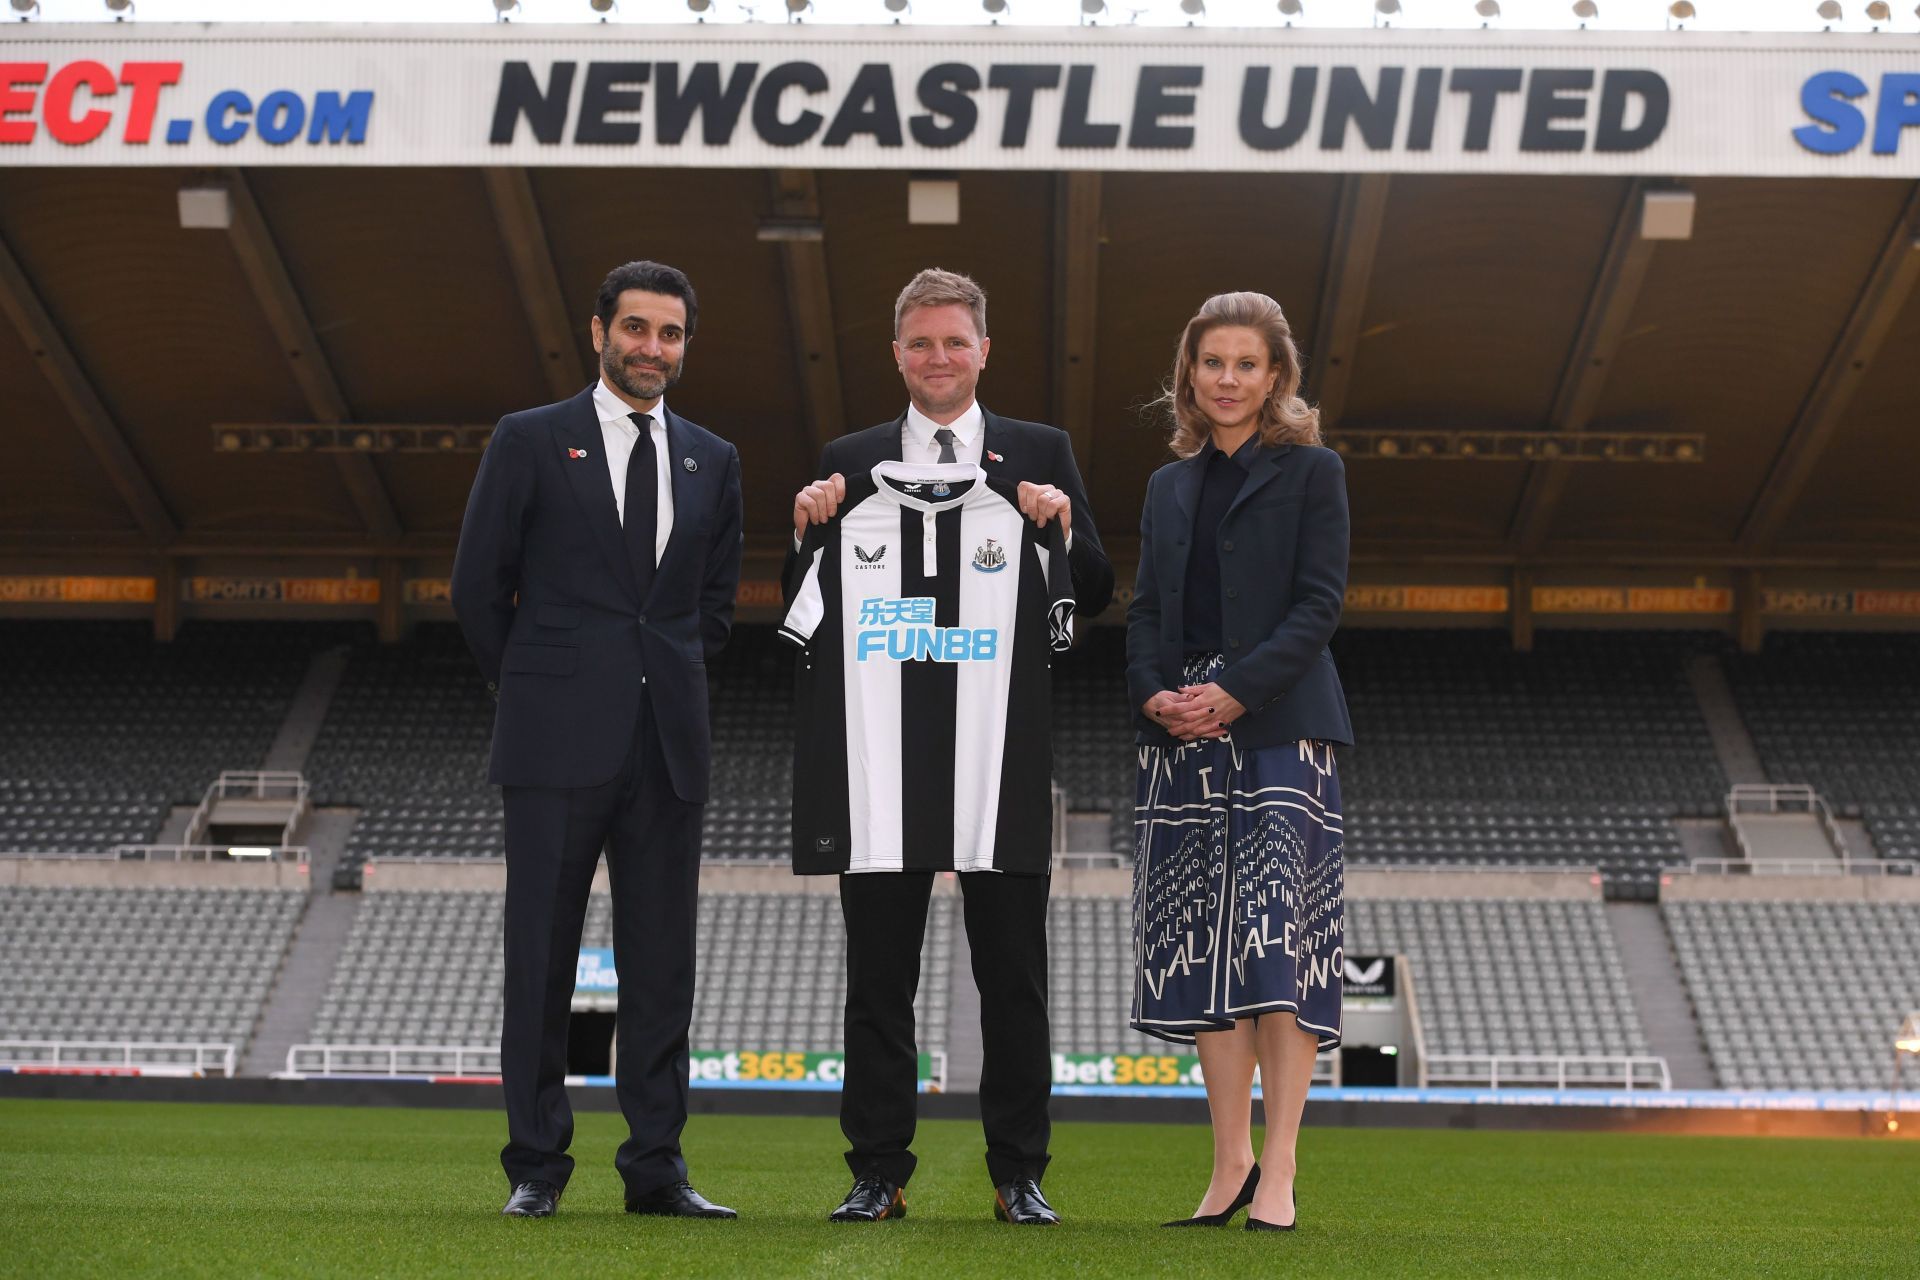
[602,347,681,402]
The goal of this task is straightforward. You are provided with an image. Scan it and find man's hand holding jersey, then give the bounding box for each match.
[791,473,1070,541]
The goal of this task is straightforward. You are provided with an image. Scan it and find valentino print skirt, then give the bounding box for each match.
[1129,653,1345,1051]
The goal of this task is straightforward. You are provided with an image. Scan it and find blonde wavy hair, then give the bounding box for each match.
[1161,292,1321,459]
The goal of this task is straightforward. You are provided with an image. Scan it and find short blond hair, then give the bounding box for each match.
[893,268,987,340]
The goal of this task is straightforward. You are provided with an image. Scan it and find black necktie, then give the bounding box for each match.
[624,412,657,598]
[933,428,958,463]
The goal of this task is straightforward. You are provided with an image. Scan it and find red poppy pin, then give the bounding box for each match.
[986,450,1004,463]
[567,447,588,459]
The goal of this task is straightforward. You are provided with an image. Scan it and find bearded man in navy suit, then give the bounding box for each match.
[453,260,743,1221]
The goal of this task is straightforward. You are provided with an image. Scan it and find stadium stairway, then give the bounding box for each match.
[1685,655,1769,789]
[239,808,363,1076]
[262,646,353,773]
[1603,902,1717,1088]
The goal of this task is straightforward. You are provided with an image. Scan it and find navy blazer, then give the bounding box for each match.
[1125,441,1353,750]
[784,407,1115,619]
[451,385,744,802]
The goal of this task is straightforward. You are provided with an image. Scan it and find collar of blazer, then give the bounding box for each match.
[556,384,712,606]
[1173,439,1293,520]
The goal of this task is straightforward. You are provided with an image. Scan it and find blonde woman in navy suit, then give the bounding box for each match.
[1125,292,1353,1232]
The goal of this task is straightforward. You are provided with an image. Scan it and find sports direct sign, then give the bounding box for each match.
[2,23,1916,176]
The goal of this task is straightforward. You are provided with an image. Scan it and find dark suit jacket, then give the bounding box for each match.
[452,385,744,802]
[1126,441,1353,750]
[785,408,1115,619]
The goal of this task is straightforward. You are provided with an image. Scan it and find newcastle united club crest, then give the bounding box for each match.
[971,538,1007,573]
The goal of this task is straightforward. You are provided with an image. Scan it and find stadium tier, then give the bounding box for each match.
[0,886,304,1058]
[1720,633,1920,864]
[1665,900,1920,1091]
[303,625,501,866]
[308,891,953,1064]
[0,622,329,853]
[1347,898,1651,1066]
[1048,897,1166,1057]
[1333,630,1729,895]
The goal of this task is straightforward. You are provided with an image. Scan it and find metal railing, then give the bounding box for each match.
[1726,783,1851,862]
[1422,1053,1671,1091]
[286,1044,501,1078]
[184,769,310,848]
[110,843,311,863]
[0,1039,236,1077]
[1687,857,1915,877]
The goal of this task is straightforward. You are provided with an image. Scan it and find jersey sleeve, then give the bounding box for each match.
[780,524,829,648]
[1042,517,1074,653]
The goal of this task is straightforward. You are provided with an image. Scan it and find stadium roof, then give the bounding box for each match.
[1,21,1917,590]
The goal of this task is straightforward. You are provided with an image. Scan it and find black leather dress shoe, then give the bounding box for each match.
[993,1178,1061,1225]
[625,1182,738,1219]
[502,1180,561,1217]
[829,1175,907,1222]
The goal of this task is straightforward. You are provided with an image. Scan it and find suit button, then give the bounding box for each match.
[1229,637,1241,649]
[638,613,648,624]
[1227,588,1238,600]
[1222,539,1235,552]
[1170,586,1179,594]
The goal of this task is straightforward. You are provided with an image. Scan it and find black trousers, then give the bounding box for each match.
[839,871,1052,1188]
[499,697,702,1196]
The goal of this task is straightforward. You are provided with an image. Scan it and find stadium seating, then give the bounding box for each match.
[309,891,954,1063]
[1720,633,1920,863]
[1333,630,1728,896]
[0,885,305,1054]
[1346,897,1651,1063]
[310,624,803,863]
[1665,899,1920,1091]
[303,625,500,866]
[0,621,328,853]
[1047,896,1172,1056]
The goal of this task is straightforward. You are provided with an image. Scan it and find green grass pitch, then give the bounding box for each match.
[2,1099,1913,1277]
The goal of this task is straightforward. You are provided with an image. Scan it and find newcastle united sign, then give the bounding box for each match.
[2,23,1915,176]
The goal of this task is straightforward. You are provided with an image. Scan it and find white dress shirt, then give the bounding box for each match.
[794,399,1070,549]
[592,377,674,567]
[902,399,985,465]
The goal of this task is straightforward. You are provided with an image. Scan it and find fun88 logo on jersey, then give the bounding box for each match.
[855,598,998,663]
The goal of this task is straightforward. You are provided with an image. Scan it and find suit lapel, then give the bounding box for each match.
[1172,449,1207,522]
[886,411,906,464]
[979,410,1005,478]
[652,409,699,593]
[558,388,641,604]
[1223,443,1293,522]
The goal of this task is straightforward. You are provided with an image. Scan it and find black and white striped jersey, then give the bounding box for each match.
[781,461,1074,876]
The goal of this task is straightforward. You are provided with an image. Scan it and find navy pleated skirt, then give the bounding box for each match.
[1129,656,1346,1051]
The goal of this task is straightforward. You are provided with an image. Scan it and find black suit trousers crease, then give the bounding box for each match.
[499,692,702,1196]
[839,870,1053,1189]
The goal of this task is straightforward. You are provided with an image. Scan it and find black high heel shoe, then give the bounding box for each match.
[1161,1164,1259,1227]
[1246,1189,1296,1232]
